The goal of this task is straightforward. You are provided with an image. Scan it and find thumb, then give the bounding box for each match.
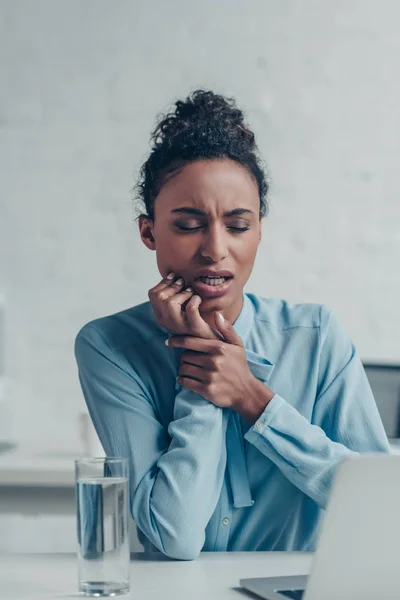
[213,311,243,347]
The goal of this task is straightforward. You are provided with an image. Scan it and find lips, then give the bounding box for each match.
[194,269,234,280]
[192,276,233,299]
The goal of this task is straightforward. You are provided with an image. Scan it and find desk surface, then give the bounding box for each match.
[0,552,313,600]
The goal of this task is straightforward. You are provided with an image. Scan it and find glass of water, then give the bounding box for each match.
[75,457,130,597]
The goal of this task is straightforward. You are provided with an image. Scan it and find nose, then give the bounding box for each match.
[199,224,228,262]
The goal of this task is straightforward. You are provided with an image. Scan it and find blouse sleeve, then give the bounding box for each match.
[244,305,390,509]
[75,324,227,560]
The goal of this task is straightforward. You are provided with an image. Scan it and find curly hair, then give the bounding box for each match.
[135,90,269,221]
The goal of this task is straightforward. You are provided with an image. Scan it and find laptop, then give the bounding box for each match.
[240,453,400,600]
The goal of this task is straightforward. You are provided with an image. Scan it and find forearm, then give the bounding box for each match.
[234,376,275,425]
[76,325,228,561]
[133,388,227,560]
[244,391,389,509]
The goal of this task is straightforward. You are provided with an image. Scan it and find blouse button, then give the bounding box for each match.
[222,517,230,526]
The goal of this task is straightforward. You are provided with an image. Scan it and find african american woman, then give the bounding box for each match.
[75,90,389,560]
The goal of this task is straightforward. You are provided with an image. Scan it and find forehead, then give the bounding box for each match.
[156,159,259,214]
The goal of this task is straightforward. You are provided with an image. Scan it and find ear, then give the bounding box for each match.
[138,215,156,251]
[258,219,263,244]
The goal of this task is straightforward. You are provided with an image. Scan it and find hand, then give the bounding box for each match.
[166,311,257,410]
[148,272,224,340]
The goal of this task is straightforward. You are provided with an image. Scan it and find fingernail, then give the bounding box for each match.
[166,272,175,280]
[174,278,184,285]
[217,312,224,323]
[185,287,193,292]
[165,338,170,346]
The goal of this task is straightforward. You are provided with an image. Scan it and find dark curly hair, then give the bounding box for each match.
[135,90,269,221]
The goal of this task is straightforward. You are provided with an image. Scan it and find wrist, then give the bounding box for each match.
[235,376,275,425]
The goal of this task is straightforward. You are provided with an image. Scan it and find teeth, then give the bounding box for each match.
[199,276,226,286]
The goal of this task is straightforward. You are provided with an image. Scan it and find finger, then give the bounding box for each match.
[183,294,204,328]
[177,375,203,395]
[150,277,194,329]
[178,363,206,383]
[184,295,225,340]
[162,285,197,333]
[167,285,195,308]
[149,274,186,301]
[149,274,194,333]
[149,272,178,295]
[167,336,224,354]
[149,273,194,306]
[184,292,202,311]
[212,311,243,347]
[157,279,196,309]
[181,350,208,366]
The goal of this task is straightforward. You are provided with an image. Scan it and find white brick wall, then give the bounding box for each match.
[1,0,399,471]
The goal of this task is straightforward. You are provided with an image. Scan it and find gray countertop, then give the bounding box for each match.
[0,551,313,600]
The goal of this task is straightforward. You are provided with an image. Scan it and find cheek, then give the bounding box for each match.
[237,236,259,261]
[232,242,258,280]
[159,235,191,256]
[155,234,194,269]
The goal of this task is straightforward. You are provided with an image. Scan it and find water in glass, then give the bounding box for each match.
[76,476,129,597]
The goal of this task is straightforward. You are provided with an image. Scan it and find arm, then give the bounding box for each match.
[74,324,227,560]
[244,306,390,509]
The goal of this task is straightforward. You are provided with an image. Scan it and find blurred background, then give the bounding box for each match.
[0,0,399,552]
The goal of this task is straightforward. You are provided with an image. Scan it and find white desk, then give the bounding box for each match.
[0,552,312,600]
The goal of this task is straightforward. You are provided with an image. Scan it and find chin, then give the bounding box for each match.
[198,295,231,312]
[198,296,222,307]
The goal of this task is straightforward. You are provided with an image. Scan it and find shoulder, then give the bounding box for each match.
[248,294,354,392]
[74,300,164,354]
[247,294,350,359]
[247,293,333,333]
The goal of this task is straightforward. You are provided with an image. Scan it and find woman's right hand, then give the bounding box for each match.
[148,272,224,341]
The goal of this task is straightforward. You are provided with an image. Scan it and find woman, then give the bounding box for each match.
[75,90,389,560]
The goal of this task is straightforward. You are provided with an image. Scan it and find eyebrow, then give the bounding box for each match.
[171,207,255,217]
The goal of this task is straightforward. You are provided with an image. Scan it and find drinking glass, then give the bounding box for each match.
[75,457,130,597]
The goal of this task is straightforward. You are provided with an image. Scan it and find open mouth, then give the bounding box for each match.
[192,276,233,298]
[196,276,230,286]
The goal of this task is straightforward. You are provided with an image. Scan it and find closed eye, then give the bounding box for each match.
[176,225,250,232]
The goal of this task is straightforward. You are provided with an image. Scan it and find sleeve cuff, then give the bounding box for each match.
[245,393,286,437]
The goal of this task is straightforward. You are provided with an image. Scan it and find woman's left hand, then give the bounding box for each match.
[166,311,257,410]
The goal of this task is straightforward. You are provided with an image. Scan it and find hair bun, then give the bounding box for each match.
[153,89,255,148]
[136,89,269,222]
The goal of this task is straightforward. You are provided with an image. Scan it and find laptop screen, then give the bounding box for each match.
[279,591,304,599]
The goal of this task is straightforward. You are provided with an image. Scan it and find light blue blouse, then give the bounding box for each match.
[74,293,389,560]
